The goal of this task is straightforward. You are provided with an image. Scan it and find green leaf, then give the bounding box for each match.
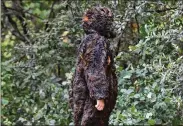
[2,98,9,106]
[146,113,153,119]
[34,110,43,120]
[120,70,132,79]
[148,119,155,125]
[134,94,140,98]
[126,89,134,95]
[140,96,145,101]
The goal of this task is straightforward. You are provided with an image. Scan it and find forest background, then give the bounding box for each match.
[1,0,183,125]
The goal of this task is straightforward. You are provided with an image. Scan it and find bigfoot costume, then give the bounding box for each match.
[69,6,118,126]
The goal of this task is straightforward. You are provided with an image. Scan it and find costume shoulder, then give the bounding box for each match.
[78,33,104,54]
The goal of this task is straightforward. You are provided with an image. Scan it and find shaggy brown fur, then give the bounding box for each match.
[69,6,118,126]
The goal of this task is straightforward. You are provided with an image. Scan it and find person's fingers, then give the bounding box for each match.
[98,106,103,111]
[96,104,101,110]
[95,104,98,108]
[97,105,104,111]
[99,106,102,110]
[96,102,100,107]
[96,104,100,109]
[100,105,104,109]
[98,103,101,107]
[98,103,103,108]
[95,103,100,109]
[95,101,105,111]
[97,106,101,111]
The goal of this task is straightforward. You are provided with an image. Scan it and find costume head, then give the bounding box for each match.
[82,6,115,38]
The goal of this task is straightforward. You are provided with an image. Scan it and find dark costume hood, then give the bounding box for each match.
[82,6,116,38]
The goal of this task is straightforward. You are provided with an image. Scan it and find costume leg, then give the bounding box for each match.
[81,98,109,126]
[81,98,96,126]
[73,68,88,126]
[74,100,85,126]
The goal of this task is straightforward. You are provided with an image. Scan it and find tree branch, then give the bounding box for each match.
[145,7,177,13]
[12,0,28,35]
[45,0,58,30]
[2,0,31,43]
[5,6,44,20]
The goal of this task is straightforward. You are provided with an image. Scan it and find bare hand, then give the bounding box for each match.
[95,99,105,111]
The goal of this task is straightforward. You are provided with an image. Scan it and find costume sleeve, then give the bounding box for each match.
[86,37,109,100]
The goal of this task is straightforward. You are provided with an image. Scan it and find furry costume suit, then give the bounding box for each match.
[69,6,118,126]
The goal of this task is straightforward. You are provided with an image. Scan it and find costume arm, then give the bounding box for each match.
[86,37,109,100]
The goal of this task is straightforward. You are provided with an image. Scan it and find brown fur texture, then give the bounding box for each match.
[69,6,118,126]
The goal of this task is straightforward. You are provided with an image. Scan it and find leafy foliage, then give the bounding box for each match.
[1,0,183,125]
[112,1,183,125]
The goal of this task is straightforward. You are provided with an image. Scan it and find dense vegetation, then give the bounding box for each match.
[1,0,183,125]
